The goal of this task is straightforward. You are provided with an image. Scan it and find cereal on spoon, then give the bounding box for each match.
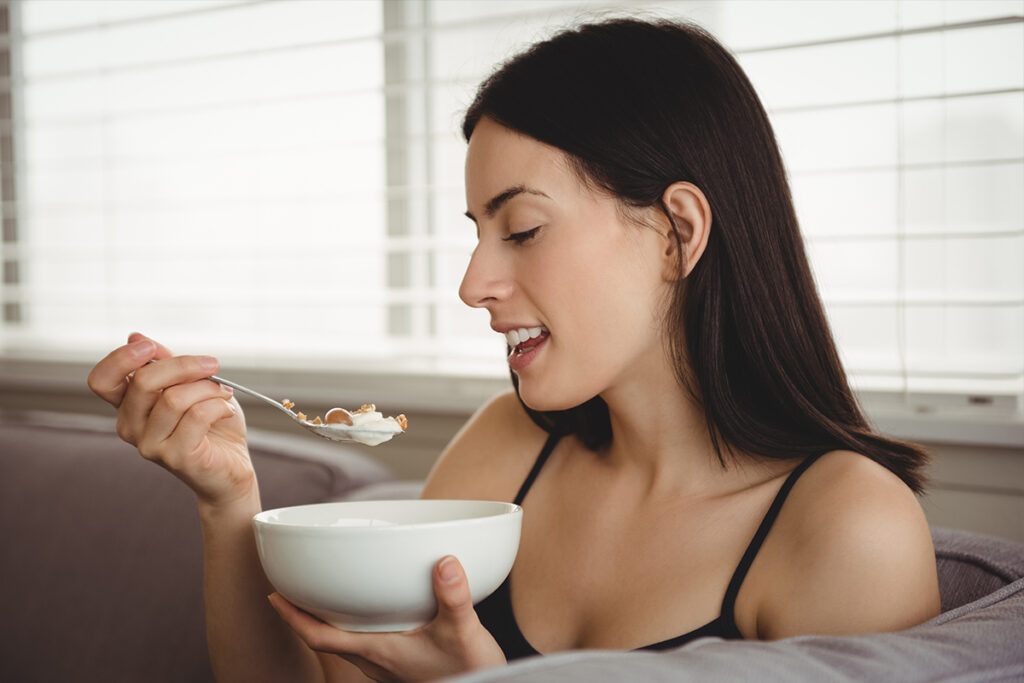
[280,399,407,446]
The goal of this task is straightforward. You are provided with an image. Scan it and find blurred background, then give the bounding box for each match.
[0,0,1020,539]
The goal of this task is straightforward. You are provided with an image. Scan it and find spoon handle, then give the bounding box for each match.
[206,374,295,417]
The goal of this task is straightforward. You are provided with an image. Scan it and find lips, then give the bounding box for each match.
[492,324,550,371]
[507,330,548,372]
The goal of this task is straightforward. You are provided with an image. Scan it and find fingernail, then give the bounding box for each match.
[221,384,233,396]
[129,339,155,358]
[199,356,218,371]
[438,556,458,584]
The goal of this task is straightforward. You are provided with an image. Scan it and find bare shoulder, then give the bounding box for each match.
[757,450,940,639]
[420,390,549,502]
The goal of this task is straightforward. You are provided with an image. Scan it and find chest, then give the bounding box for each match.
[505,455,781,652]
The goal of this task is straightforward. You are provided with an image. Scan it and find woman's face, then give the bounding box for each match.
[460,117,672,411]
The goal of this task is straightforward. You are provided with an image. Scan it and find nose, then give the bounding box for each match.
[459,242,514,309]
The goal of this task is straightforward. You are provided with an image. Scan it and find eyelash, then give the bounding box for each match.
[502,227,541,244]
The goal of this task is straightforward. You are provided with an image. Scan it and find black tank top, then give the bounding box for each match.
[474,432,826,660]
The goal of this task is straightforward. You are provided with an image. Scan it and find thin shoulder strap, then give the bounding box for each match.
[720,451,827,615]
[513,432,562,505]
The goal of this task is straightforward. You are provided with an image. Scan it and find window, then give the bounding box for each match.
[1,0,1021,418]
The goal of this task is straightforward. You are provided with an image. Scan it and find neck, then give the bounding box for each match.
[596,350,736,497]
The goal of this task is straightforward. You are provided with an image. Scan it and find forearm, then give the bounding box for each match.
[199,487,325,683]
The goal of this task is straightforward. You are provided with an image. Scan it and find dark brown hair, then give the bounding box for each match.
[463,18,928,492]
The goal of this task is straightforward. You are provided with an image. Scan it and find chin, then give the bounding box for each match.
[515,377,594,413]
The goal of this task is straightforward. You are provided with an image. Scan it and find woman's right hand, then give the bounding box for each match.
[87,332,254,509]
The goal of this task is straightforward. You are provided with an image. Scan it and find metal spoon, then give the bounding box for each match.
[145,361,404,446]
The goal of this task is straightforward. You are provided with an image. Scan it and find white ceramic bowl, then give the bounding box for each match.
[253,499,522,632]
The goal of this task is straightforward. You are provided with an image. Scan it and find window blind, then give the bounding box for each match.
[1,0,1021,409]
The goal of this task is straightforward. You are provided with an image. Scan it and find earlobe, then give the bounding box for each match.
[660,182,712,279]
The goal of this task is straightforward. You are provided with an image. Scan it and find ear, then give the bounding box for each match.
[659,182,712,280]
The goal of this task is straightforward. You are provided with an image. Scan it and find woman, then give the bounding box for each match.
[88,18,940,683]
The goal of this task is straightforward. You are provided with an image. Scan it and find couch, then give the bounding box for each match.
[2,410,1022,682]
[0,409,394,683]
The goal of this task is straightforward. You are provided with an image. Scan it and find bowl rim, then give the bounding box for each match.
[252,498,522,533]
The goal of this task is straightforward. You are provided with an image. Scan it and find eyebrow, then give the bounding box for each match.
[464,185,551,223]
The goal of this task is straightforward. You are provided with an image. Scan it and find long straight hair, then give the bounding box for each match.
[463,18,928,492]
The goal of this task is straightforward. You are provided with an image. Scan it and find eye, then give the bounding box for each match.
[502,227,541,244]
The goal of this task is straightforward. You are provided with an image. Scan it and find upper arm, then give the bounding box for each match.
[420,389,548,502]
[757,452,941,640]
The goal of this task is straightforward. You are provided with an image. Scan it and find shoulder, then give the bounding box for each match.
[755,450,940,639]
[420,389,549,502]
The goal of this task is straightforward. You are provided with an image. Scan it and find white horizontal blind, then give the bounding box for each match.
[725,0,1024,401]
[1,0,1022,405]
[2,0,440,370]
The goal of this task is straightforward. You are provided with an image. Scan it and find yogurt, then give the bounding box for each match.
[320,409,406,446]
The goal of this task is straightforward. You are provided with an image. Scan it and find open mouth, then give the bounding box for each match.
[505,325,549,357]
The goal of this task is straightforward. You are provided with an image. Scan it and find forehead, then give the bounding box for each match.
[464,118,574,205]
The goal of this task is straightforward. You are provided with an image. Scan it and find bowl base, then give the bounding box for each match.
[309,605,435,633]
[325,618,428,633]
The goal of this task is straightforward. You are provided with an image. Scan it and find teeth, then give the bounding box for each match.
[504,326,546,347]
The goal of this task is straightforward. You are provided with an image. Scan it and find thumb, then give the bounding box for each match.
[433,556,475,622]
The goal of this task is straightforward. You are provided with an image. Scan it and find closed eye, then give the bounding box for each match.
[502,227,541,244]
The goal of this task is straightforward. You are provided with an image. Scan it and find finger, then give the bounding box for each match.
[138,383,236,461]
[433,556,476,632]
[267,593,401,674]
[165,396,238,465]
[87,338,160,406]
[119,355,221,442]
[267,594,369,655]
[130,355,220,395]
[127,331,174,360]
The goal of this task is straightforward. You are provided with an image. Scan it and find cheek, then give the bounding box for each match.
[552,246,664,356]
[538,229,658,322]
[517,241,665,410]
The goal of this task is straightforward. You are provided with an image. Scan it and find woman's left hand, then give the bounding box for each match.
[268,555,507,682]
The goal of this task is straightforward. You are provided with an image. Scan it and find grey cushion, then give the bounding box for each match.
[933,526,1024,612]
[0,410,392,683]
[336,479,425,501]
[452,527,1024,682]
